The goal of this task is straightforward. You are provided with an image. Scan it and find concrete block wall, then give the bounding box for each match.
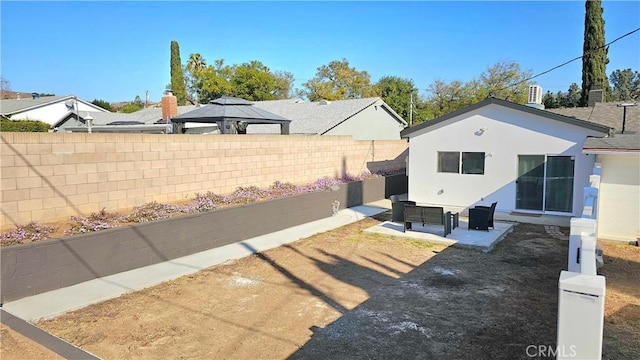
[1,133,407,229]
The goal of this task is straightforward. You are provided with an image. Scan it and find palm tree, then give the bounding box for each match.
[185,53,207,103]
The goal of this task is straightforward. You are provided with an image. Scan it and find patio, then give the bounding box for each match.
[364,218,514,252]
[364,197,571,252]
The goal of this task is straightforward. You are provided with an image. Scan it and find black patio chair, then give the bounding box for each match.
[468,202,497,231]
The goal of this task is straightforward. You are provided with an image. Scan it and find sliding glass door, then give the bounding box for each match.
[516,155,574,213]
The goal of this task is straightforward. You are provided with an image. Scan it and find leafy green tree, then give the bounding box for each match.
[543,91,558,109]
[230,61,293,101]
[187,57,294,103]
[91,99,114,112]
[170,41,188,105]
[422,61,532,119]
[563,83,582,107]
[1,119,50,132]
[376,76,422,123]
[475,61,532,103]
[609,68,640,101]
[581,0,609,106]
[119,102,144,114]
[273,71,295,99]
[185,53,207,103]
[302,58,379,101]
[425,79,476,119]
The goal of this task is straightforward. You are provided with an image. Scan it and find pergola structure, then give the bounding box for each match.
[170,96,291,134]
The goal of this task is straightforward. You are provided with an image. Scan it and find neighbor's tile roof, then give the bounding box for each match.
[249,97,402,134]
[547,102,639,134]
[583,133,640,151]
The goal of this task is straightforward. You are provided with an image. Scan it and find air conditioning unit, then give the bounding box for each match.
[528,85,542,104]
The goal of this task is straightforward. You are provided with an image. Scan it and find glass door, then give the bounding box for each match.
[544,156,574,212]
[516,155,545,210]
[516,155,575,212]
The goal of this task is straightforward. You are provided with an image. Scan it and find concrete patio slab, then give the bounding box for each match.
[364,218,514,252]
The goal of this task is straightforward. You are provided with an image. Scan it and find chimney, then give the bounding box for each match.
[161,90,178,122]
[525,85,544,110]
[588,89,603,107]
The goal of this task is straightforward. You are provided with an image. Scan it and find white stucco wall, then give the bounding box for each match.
[596,154,640,242]
[10,99,107,125]
[324,101,405,140]
[407,104,607,216]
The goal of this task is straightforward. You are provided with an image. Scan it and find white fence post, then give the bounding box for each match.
[568,218,597,273]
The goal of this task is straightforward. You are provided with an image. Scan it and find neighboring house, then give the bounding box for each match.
[52,105,213,133]
[549,100,639,241]
[400,97,612,219]
[583,135,640,242]
[0,95,109,125]
[250,97,407,140]
[53,93,218,134]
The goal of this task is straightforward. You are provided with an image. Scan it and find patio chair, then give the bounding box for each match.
[468,202,497,231]
[390,195,416,223]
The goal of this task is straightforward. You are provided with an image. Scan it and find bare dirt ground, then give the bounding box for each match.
[0,324,63,360]
[4,215,639,360]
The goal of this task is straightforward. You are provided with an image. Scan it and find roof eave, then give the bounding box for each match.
[400,98,612,138]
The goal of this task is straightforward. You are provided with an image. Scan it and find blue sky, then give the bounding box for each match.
[1,1,639,103]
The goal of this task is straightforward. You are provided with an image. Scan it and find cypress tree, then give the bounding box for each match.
[580,0,609,106]
[170,41,187,106]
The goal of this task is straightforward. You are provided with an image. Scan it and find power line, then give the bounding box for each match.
[494,27,640,94]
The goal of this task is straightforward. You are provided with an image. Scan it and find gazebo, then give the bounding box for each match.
[170,96,291,134]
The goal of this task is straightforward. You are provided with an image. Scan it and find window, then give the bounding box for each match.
[438,151,485,175]
[462,152,485,174]
[438,152,460,173]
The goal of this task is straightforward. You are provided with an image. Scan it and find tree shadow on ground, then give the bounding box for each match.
[287,223,570,360]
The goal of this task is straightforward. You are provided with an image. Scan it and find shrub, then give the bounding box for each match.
[189,192,229,212]
[125,202,186,223]
[66,208,123,235]
[0,119,50,132]
[0,222,55,245]
[230,186,268,204]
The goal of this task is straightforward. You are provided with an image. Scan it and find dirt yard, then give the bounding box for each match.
[3,215,639,359]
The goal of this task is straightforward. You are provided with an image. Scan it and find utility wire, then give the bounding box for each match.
[492,27,640,94]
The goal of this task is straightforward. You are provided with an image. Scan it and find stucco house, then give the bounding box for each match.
[0,94,109,125]
[583,134,640,242]
[548,99,639,242]
[53,96,406,139]
[400,97,612,220]
[250,97,407,140]
[52,92,217,134]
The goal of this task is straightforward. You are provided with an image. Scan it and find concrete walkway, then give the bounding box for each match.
[2,205,388,322]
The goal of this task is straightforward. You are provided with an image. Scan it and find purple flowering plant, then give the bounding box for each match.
[1,169,403,245]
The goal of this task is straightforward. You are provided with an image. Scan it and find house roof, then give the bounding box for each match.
[0,95,108,115]
[248,97,406,135]
[547,102,639,134]
[400,97,612,138]
[52,105,202,128]
[583,134,640,152]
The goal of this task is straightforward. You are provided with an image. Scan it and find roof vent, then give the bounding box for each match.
[526,85,544,110]
[318,100,331,105]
